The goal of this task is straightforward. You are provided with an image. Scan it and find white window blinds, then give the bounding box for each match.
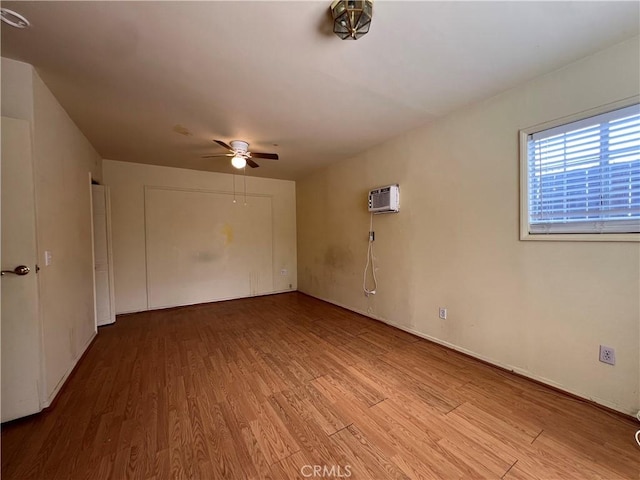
[527,104,640,234]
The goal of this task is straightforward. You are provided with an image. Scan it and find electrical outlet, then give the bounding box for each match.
[280,269,288,276]
[599,345,615,365]
[439,307,447,320]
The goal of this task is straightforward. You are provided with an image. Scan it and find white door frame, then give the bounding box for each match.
[90,174,98,331]
[90,181,116,327]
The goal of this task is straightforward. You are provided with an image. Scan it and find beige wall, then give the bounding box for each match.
[103,160,297,314]
[1,58,33,121]
[297,37,640,415]
[2,58,103,405]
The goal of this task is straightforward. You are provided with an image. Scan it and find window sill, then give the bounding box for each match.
[520,232,640,242]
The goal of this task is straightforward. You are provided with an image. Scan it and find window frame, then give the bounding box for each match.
[519,96,640,242]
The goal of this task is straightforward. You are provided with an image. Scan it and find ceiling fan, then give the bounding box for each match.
[202,140,279,169]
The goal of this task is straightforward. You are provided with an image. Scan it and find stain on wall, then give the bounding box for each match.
[221,223,234,246]
[193,251,219,263]
[323,245,353,270]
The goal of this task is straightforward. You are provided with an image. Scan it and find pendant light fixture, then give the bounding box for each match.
[330,0,373,40]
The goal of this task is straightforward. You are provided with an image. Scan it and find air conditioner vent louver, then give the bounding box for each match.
[368,185,399,214]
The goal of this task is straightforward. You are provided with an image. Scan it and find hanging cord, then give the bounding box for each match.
[233,174,237,203]
[363,213,377,296]
[243,167,247,206]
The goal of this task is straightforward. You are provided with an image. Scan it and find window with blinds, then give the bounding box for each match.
[524,103,640,235]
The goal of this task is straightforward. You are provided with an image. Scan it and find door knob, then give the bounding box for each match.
[1,265,30,276]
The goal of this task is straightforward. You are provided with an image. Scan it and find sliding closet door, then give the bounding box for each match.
[144,187,273,309]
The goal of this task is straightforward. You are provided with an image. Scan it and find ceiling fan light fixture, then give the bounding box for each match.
[1,8,30,28]
[205,139,278,168]
[231,155,247,169]
[330,0,373,40]
[230,140,249,153]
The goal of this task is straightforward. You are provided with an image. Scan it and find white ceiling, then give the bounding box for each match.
[2,1,638,180]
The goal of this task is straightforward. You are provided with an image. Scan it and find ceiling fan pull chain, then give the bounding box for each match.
[243,167,248,206]
[233,174,237,203]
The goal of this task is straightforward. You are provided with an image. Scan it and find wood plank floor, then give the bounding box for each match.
[2,292,638,479]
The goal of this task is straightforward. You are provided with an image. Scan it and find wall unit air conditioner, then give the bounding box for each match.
[368,184,399,214]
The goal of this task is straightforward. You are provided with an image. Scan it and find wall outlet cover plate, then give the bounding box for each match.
[599,345,615,365]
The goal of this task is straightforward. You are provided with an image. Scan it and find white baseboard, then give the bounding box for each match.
[300,289,635,417]
[41,330,97,409]
[115,288,297,316]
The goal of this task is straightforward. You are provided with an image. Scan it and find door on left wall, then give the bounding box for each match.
[1,117,42,422]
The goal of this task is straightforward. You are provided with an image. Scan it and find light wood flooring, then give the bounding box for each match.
[2,292,638,479]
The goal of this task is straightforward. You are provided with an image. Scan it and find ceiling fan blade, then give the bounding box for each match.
[213,139,234,152]
[247,159,260,168]
[250,152,279,160]
[202,153,234,158]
